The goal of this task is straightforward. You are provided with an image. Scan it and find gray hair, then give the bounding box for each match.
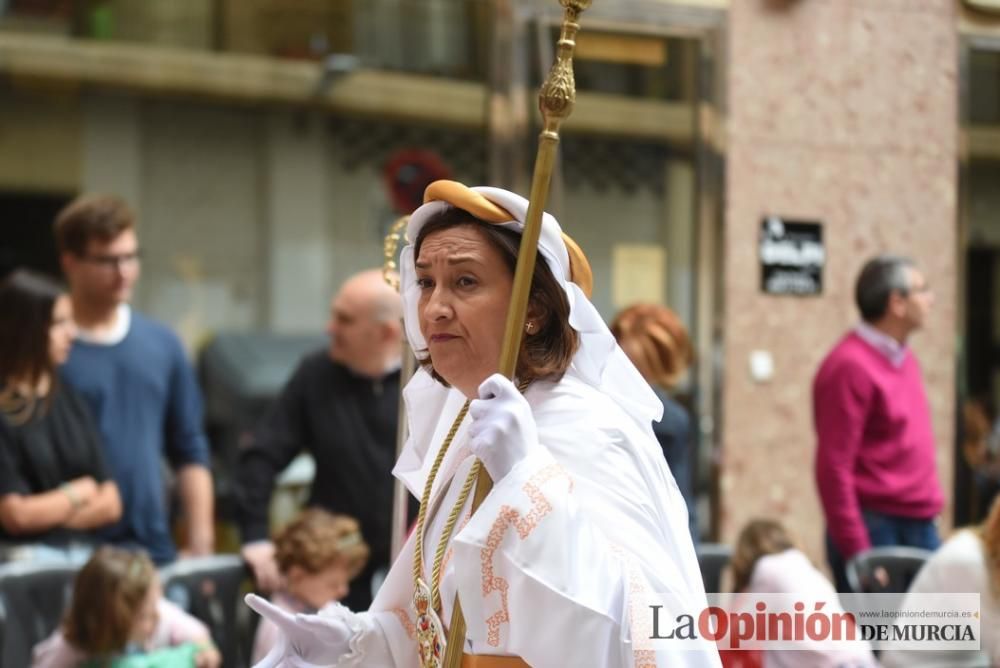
[854,254,916,322]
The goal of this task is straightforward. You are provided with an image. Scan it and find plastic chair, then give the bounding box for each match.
[0,560,80,667]
[696,543,732,593]
[846,546,933,594]
[160,554,252,668]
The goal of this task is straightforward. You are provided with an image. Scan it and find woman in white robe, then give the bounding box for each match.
[247,181,722,668]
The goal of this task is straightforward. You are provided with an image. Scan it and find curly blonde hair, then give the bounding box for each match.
[274,509,370,579]
[610,303,693,389]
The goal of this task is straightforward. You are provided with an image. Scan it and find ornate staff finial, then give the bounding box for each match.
[538,0,592,133]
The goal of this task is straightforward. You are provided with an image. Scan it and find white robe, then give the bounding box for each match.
[332,365,721,668]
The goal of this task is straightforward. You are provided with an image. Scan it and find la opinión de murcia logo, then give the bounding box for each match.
[639,593,981,652]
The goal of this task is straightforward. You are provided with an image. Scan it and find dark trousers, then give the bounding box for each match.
[826,509,940,593]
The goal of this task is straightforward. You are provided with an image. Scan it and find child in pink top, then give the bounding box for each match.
[32,546,220,668]
[251,509,370,664]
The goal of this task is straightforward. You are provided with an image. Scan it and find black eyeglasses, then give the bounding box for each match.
[80,251,142,270]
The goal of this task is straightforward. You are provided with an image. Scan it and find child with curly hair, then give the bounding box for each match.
[251,509,370,664]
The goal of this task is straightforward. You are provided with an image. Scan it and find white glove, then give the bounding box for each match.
[468,374,540,481]
[246,593,355,667]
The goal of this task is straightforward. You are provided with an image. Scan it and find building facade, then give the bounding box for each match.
[2,0,997,566]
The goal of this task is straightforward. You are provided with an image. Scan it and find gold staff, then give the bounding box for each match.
[383,215,418,562]
[442,1,592,665]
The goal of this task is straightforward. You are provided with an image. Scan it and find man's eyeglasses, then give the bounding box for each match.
[80,251,142,270]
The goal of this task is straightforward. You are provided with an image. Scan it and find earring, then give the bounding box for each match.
[525,321,536,334]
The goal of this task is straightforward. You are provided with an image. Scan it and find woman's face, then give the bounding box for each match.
[415,225,513,398]
[48,295,77,366]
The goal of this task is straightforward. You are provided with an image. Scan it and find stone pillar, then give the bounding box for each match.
[665,159,696,330]
[722,0,958,564]
[265,111,333,333]
[82,93,141,212]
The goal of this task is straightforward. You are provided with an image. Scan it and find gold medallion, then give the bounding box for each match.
[414,577,447,668]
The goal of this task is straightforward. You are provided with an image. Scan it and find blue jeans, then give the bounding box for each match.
[826,510,940,593]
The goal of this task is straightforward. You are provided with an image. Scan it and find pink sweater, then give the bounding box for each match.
[813,332,943,559]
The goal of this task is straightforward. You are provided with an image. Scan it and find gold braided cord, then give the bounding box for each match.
[429,459,481,612]
[413,380,531,616]
[412,400,471,588]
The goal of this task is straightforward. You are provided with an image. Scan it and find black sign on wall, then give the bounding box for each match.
[759,216,824,295]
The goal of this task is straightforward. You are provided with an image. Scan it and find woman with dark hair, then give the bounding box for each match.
[0,269,121,562]
[247,181,720,667]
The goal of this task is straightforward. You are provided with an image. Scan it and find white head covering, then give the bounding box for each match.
[397,183,662,436]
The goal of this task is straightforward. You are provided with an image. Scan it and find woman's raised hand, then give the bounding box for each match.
[245,594,355,667]
[469,374,540,481]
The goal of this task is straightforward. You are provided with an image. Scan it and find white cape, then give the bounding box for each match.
[344,366,722,668]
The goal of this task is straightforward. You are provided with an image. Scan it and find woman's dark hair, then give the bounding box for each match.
[0,269,64,394]
[413,206,578,386]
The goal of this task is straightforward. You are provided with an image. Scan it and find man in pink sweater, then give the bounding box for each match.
[813,254,943,592]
